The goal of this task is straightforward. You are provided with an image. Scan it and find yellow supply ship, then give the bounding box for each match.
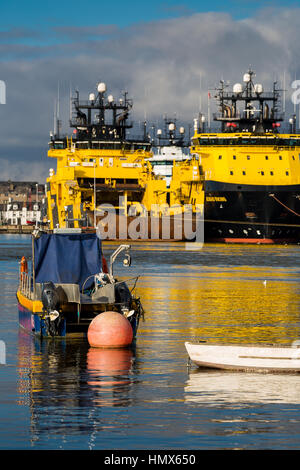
[191,70,300,243]
[46,82,204,241]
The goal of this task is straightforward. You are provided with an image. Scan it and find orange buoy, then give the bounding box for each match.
[87,311,133,348]
[87,348,133,386]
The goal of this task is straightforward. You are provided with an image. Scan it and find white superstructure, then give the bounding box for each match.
[148,145,189,187]
[148,120,191,187]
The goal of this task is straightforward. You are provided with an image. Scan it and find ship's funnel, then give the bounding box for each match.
[264,103,269,119]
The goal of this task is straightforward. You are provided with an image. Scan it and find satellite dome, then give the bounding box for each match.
[233,83,243,94]
[97,82,106,93]
[254,83,263,94]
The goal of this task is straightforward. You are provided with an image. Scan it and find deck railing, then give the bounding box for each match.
[19,271,34,300]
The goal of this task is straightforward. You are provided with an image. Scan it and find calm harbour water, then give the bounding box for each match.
[1,234,300,450]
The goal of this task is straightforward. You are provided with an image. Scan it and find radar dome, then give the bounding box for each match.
[254,83,263,94]
[107,94,114,103]
[168,123,175,131]
[97,82,106,93]
[233,83,243,94]
[89,93,95,101]
[179,126,185,134]
[243,73,251,83]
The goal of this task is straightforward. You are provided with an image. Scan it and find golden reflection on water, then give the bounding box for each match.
[135,244,300,346]
[140,273,300,344]
[17,243,300,411]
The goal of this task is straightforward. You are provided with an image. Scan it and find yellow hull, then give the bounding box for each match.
[17,290,43,313]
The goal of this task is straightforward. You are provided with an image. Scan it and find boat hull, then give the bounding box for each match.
[18,301,67,337]
[185,342,300,373]
[17,292,141,339]
[204,185,300,243]
[92,188,300,244]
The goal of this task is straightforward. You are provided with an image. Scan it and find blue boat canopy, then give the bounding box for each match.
[34,232,102,290]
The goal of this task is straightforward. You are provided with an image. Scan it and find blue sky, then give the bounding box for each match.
[0,0,295,30]
[1,0,300,180]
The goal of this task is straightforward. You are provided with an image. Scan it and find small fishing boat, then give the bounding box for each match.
[185,341,300,373]
[17,228,144,342]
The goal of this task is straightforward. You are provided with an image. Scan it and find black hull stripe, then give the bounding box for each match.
[205,219,300,228]
[205,181,300,192]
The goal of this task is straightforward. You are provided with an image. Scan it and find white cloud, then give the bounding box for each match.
[0,8,300,181]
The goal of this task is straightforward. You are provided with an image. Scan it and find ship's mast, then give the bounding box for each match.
[69,82,134,141]
[213,70,284,133]
[154,116,187,147]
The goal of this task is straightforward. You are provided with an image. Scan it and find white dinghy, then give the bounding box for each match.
[185,341,300,373]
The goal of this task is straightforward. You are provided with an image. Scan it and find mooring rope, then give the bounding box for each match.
[269,193,300,217]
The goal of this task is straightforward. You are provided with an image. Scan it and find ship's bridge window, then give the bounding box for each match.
[233,155,236,160]
[242,171,246,175]
[247,155,250,160]
[270,171,274,175]
[261,171,264,175]
[230,171,234,175]
[250,138,262,144]
[279,156,282,160]
[218,155,222,159]
[77,142,89,149]
[286,171,289,175]
[53,142,65,149]
[265,156,269,160]
[211,138,222,145]
[292,155,295,160]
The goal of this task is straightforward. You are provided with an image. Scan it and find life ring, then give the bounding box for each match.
[20,256,28,280]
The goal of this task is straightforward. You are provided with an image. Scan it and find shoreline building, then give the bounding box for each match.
[0,181,47,227]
